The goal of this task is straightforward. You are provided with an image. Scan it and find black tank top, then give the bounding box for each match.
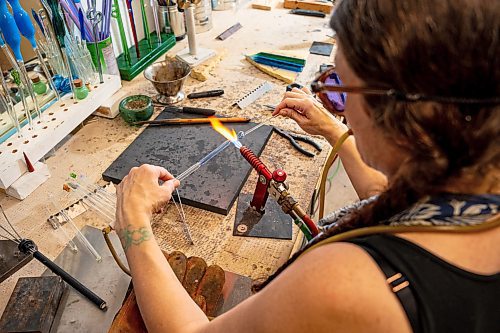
[346,234,500,333]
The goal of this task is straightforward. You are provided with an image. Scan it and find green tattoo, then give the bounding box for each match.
[118,225,152,251]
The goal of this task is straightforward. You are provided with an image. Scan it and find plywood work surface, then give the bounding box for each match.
[0,5,340,317]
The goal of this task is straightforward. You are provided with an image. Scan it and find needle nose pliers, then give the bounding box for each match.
[273,127,322,157]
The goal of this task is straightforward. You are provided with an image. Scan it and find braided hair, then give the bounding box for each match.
[254,0,500,292]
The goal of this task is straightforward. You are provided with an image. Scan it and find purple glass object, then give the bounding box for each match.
[324,72,346,112]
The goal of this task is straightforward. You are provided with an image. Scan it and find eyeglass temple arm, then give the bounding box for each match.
[310,81,395,96]
[311,82,500,104]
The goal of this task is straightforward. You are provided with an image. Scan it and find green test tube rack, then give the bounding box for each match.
[117,31,176,81]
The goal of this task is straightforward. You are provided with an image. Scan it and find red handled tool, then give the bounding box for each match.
[239,146,319,240]
[125,0,140,58]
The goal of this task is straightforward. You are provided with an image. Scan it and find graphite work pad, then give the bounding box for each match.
[103,111,273,215]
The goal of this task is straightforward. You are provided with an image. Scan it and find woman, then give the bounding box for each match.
[114,0,499,332]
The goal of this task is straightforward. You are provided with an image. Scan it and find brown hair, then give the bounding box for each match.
[254,0,500,291]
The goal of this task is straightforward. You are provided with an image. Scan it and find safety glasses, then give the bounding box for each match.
[310,67,500,115]
[310,68,347,114]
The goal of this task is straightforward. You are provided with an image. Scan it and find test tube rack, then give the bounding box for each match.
[0,74,122,192]
[116,31,176,81]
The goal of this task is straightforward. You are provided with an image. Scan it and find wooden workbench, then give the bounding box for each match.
[0,3,345,317]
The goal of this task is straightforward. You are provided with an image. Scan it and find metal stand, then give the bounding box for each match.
[234,193,292,240]
[42,226,131,332]
[0,239,33,283]
[176,4,215,66]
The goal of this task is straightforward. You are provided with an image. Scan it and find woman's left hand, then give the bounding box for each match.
[115,164,180,234]
[273,88,345,139]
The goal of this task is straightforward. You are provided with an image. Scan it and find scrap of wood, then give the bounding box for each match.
[94,89,130,118]
[0,276,66,333]
[283,0,333,14]
[245,49,307,84]
[245,55,297,84]
[252,0,274,10]
[188,50,227,82]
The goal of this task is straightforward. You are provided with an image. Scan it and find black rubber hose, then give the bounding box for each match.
[33,250,108,311]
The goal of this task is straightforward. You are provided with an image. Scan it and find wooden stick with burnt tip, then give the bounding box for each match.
[133,117,251,126]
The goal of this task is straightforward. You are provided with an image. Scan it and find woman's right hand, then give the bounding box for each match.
[114,164,180,238]
[272,88,347,139]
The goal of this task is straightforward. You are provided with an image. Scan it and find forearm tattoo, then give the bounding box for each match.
[118,225,152,251]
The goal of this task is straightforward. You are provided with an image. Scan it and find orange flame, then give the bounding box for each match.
[209,116,237,142]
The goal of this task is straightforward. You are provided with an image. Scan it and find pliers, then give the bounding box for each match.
[273,127,322,157]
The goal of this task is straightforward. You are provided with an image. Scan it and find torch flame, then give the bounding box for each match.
[209,116,238,142]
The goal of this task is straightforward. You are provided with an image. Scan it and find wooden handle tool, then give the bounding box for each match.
[133,117,250,126]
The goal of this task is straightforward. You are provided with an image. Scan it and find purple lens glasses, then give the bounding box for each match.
[324,72,347,112]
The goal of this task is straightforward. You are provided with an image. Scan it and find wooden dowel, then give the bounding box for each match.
[133,117,251,126]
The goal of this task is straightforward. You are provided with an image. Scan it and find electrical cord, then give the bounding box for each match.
[103,190,191,277]
[102,225,131,276]
[311,158,340,216]
[319,130,352,220]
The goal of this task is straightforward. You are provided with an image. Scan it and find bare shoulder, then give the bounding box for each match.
[208,242,412,333]
[292,242,412,333]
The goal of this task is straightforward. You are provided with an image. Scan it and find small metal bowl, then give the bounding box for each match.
[144,58,191,104]
[119,95,153,124]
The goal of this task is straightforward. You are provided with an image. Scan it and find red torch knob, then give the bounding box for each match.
[272,169,287,183]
